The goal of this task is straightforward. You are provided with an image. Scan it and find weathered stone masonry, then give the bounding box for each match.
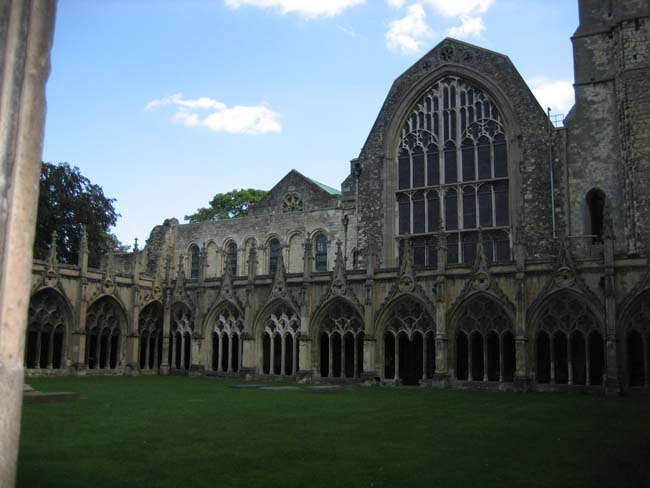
[26,0,650,394]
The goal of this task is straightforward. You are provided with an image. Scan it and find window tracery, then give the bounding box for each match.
[281,193,303,213]
[396,76,511,266]
[262,304,301,376]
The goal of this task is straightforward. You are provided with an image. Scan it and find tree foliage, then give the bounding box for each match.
[184,188,267,223]
[34,162,126,267]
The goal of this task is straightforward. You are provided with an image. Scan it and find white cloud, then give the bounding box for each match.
[336,24,358,37]
[387,0,406,8]
[447,15,485,38]
[224,0,365,18]
[146,94,281,135]
[528,77,575,114]
[424,0,494,17]
[386,4,433,54]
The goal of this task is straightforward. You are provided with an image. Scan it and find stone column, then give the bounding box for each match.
[144,334,151,371]
[567,338,573,385]
[216,334,223,372]
[228,335,234,373]
[341,335,346,378]
[328,334,333,378]
[270,335,275,375]
[0,1,56,483]
[160,301,171,374]
[34,331,42,369]
[353,335,359,379]
[153,335,159,371]
[240,334,256,374]
[280,334,286,376]
[292,335,298,375]
[422,336,428,380]
[603,233,619,392]
[482,338,488,382]
[179,334,185,370]
[394,335,400,381]
[498,337,504,383]
[105,333,113,369]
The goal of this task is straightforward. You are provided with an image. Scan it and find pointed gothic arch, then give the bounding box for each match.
[375,294,436,385]
[311,297,364,379]
[449,293,515,383]
[528,290,605,386]
[618,289,650,389]
[85,295,128,371]
[206,301,245,374]
[25,288,73,370]
[138,301,163,372]
[169,301,194,371]
[256,299,301,376]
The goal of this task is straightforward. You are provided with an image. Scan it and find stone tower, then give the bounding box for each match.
[565,0,650,254]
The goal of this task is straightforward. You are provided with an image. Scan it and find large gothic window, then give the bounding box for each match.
[396,76,511,266]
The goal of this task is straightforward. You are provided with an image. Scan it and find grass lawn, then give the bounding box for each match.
[17,377,650,488]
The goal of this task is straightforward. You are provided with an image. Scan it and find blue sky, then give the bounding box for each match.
[43,0,578,247]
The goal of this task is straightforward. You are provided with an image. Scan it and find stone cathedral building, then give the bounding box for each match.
[26,0,650,393]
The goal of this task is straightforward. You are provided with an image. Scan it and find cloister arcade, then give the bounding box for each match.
[260,302,301,376]
[25,289,69,370]
[210,303,244,373]
[138,301,164,371]
[169,302,194,371]
[85,296,126,370]
[316,299,364,379]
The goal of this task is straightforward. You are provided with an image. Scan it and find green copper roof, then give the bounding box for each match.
[309,178,341,195]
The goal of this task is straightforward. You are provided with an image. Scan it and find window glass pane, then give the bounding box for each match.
[427,191,439,232]
[227,243,238,274]
[426,145,439,186]
[462,140,475,181]
[190,246,200,280]
[412,191,425,234]
[462,187,476,229]
[477,136,491,180]
[269,239,281,274]
[478,185,493,227]
[494,181,509,227]
[315,235,328,272]
[398,149,410,190]
[413,237,426,267]
[447,233,459,264]
[444,142,457,184]
[445,189,458,231]
[462,232,478,265]
[398,193,410,235]
[494,134,507,177]
[412,147,425,188]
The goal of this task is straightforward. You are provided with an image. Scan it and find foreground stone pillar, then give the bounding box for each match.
[0,2,57,486]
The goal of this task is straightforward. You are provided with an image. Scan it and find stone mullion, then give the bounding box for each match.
[144,332,151,371]
[170,332,177,370]
[567,334,573,385]
[341,335,347,378]
[422,334,428,380]
[640,334,650,388]
[280,332,286,376]
[269,333,275,375]
[292,334,298,376]
[550,336,555,384]
[97,332,105,369]
[353,335,359,379]
[47,329,54,369]
[35,331,42,369]
[106,331,113,369]
[468,335,473,381]
[228,334,234,373]
[239,333,244,372]
[328,334,334,378]
[394,334,400,381]
[216,334,223,372]
[180,333,185,371]
[585,334,591,386]
[482,335,488,382]
[498,335,504,383]
[153,334,160,370]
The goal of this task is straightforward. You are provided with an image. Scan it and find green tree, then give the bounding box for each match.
[34,162,127,267]
[184,188,267,223]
